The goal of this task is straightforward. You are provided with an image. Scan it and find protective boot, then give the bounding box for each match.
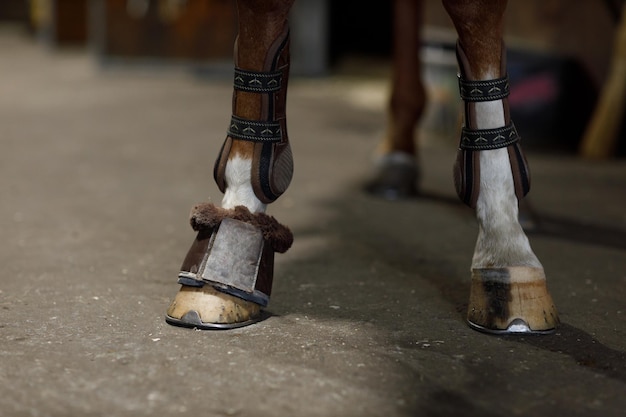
[214,25,293,204]
[166,204,292,329]
[453,41,530,208]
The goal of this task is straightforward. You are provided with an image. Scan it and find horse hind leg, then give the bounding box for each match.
[166,0,295,329]
[443,0,559,333]
[366,0,426,199]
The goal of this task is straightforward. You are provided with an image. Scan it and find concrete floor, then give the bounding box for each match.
[0,28,625,417]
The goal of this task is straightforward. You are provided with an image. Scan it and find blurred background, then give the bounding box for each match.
[0,0,624,156]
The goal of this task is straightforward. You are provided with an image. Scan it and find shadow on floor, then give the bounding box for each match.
[505,323,626,384]
[376,185,626,251]
[529,214,626,251]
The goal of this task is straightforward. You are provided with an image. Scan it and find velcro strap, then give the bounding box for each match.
[228,115,282,142]
[459,75,509,102]
[234,68,282,93]
[460,123,520,151]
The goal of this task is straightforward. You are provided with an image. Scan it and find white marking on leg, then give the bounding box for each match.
[472,100,541,269]
[221,155,266,213]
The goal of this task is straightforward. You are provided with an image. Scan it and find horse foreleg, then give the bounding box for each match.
[443,0,559,333]
[166,0,295,329]
[367,0,426,199]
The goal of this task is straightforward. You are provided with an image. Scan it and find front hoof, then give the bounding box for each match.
[467,267,559,334]
[166,204,294,330]
[166,286,262,330]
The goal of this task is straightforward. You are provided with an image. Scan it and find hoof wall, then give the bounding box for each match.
[467,267,559,334]
[365,152,419,200]
[165,311,263,330]
[165,286,262,330]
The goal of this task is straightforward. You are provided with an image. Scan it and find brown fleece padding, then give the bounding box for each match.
[189,202,293,253]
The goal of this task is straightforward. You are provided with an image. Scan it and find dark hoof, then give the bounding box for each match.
[365,152,419,200]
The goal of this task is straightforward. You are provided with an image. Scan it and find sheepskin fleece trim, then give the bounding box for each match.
[189,202,293,253]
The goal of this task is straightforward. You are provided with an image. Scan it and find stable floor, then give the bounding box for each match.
[1,27,625,417]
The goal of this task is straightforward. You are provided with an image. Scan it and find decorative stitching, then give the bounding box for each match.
[459,123,520,151]
[234,68,282,93]
[458,75,510,102]
[228,115,282,142]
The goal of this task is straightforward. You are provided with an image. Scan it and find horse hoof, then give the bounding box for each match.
[467,267,559,334]
[365,151,419,200]
[165,286,262,330]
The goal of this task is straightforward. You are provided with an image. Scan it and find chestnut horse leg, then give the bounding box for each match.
[166,0,295,329]
[366,0,426,199]
[443,0,559,333]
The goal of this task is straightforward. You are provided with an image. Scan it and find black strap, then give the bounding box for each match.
[230,68,284,142]
[460,123,520,151]
[234,68,282,93]
[227,115,282,143]
[178,275,204,288]
[459,75,509,102]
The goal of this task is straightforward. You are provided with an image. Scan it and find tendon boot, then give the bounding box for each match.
[214,25,293,204]
[452,41,531,208]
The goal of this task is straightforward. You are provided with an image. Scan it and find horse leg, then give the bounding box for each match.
[443,0,559,333]
[166,0,295,329]
[366,0,426,199]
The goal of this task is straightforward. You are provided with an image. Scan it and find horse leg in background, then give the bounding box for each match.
[443,0,559,333]
[366,0,426,199]
[166,0,295,329]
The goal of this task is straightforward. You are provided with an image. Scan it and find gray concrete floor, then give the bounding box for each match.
[1,28,625,417]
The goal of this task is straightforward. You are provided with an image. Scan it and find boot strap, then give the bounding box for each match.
[234,68,283,93]
[460,123,520,151]
[228,115,282,142]
[459,75,510,102]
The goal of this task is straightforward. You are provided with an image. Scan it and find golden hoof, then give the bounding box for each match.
[467,267,559,334]
[165,286,262,330]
